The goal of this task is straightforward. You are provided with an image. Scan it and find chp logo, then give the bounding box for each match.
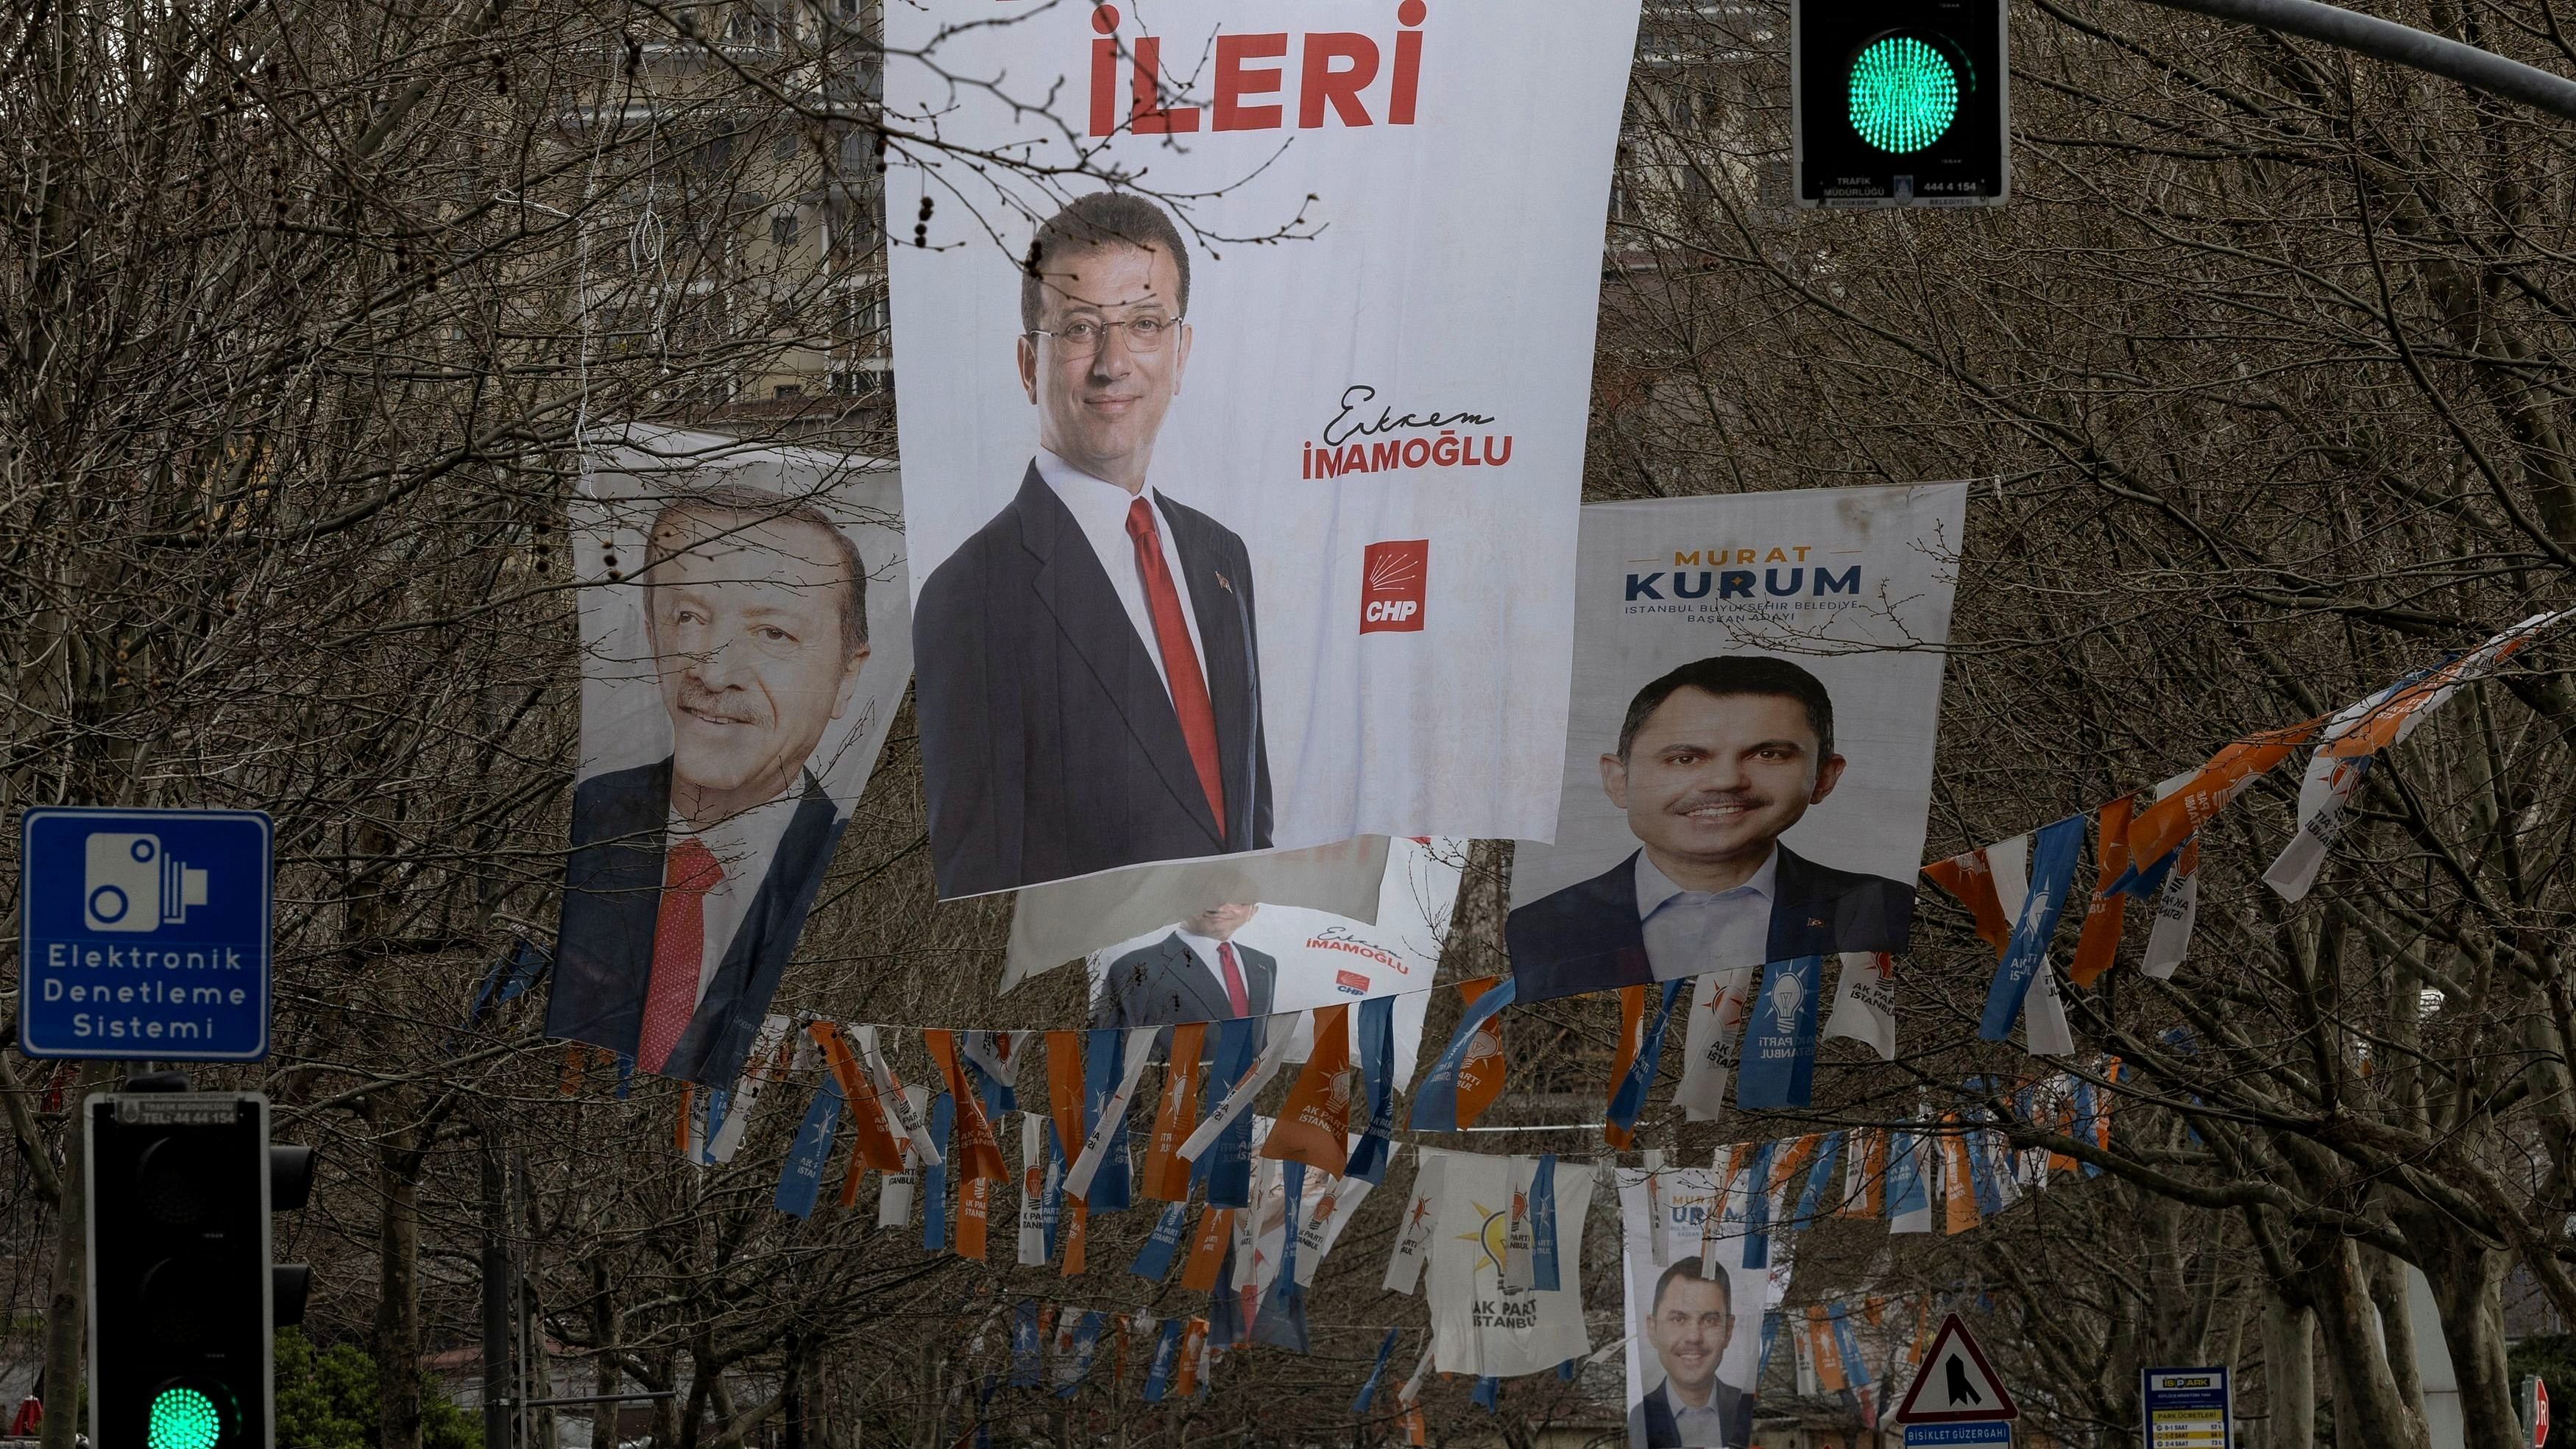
[1360,539,1428,633]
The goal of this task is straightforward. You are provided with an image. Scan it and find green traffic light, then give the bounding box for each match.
[147,1386,224,1449]
[1847,35,1960,153]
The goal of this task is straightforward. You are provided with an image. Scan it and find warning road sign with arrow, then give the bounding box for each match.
[1894,1314,2020,1424]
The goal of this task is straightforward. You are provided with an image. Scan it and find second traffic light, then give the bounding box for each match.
[87,1088,314,1449]
[1794,0,2008,207]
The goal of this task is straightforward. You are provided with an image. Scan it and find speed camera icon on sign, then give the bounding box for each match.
[83,832,210,932]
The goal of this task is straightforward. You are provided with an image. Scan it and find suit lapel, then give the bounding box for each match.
[1017,467,1223,846]
[1160,934,1234,1021]
[1646,1384,1681,1445]
[1585,852,1652,957]
[598,759,675,982]
[1237,943,1277,1017]
[1574,852,1652,990]
[1766,844,1831,959]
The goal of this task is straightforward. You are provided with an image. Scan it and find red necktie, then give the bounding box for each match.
[1217,940,1250,1018]
[637,837,723,1073]
[1126,497,1226,840]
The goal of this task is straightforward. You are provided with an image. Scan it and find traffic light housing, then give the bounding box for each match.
[1794,0,2008,207]
[87,1089,313,1449]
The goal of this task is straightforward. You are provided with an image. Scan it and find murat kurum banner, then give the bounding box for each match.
[885,0,1642,896]
[1510,485,1966,1002]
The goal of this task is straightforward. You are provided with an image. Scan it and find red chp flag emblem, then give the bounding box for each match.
[1361,539,1429,633]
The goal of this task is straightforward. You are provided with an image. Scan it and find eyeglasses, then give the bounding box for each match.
[1029,316,1183,355]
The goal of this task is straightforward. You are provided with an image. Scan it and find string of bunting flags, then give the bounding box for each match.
[605,608,2554,1436]
[501,607,2550,1445]
[939,1283,1992,1439]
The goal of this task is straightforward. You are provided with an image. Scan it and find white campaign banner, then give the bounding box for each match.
[1074,835,1462,1080]
[1002,836,1394,992]
[1424,1147,1593,1375]
[1508,486,1967,1002]
[550,428,913,1085]
[885,0,1639,898]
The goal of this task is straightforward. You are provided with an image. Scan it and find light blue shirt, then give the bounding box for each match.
[1635,848,1777,982]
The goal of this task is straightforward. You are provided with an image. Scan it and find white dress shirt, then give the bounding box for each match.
[667,786,806,1004]
[1036,448,1210,702]
[1635,848,1778,982]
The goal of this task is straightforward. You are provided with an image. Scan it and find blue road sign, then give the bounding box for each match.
[1906,1423,2013,1448]
[18,807,274,1061]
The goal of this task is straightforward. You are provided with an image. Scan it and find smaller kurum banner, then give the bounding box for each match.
[1617,1166,1784,1448]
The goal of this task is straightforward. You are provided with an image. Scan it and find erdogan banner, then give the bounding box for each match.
[1510,485,1967,1002]
[548,428,914,1085]
[885,0,1641,896]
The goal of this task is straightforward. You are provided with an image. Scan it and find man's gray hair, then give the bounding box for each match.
[643,482,868,657]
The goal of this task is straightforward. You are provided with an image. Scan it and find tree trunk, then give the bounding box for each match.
[648,1351,681,1449]
[2301,1231,2430,1449]
[2262,1293,2316,1449]
[39,1062,115,1449]
[2366,1246,2428,1426]
[483,1138,514,1449]
[588,1261,622,1449]
[782,1334,805,1449]
[379,1124,425,1449]
[2413,1227,2522,1449]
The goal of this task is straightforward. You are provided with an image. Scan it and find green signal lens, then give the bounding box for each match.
[148,1386,225,1449]
[1847,35,1961,153]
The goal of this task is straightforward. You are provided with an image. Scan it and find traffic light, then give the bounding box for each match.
[87,1087,314,1449]
[1793,0,2007,207]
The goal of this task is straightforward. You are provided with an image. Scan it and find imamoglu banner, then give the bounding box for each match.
[886,0,1641,896]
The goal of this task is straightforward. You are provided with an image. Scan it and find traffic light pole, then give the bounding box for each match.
[2124,0,2576,123]
[481,1139,513,1449]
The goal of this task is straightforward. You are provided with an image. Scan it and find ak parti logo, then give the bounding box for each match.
[1360,539,1429,633]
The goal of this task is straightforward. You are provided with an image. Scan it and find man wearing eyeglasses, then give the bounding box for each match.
[914,191,1273,897]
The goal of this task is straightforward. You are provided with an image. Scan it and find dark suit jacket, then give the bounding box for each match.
[913,465,1272,898]
[1628,1378,1752,1448]
[1507,845,1914,1002]
[548,758,843,1084]
[1090,931,1278,1031]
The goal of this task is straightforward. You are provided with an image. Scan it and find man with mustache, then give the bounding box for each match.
[1507,656,1911,1000]
[551,484,871,1083]
[913,191,1270,899]
[1629,1258,1753,1448]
